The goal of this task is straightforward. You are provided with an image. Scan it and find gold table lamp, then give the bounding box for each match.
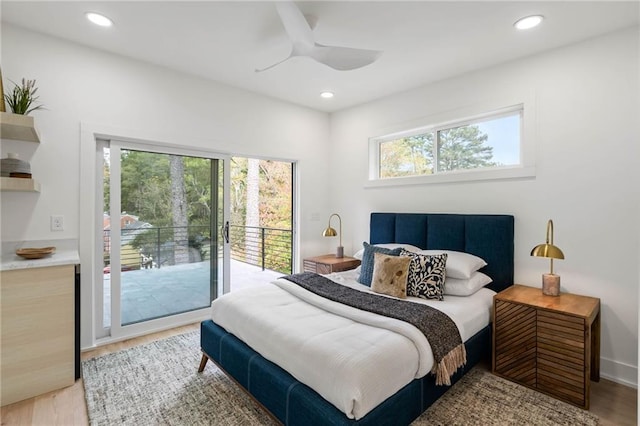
[530,219,565,296]
[323,213,343,258]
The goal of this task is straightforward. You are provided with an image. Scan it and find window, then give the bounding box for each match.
[370,105,533,185]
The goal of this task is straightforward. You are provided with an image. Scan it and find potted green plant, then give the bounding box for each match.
[4,78,44,115]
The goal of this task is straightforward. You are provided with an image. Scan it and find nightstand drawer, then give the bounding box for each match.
[538,361,585,407]
[536,310,586,406]
[303,260,317,273]
[494,300,537,386]
[302,255,360,275]
[315,264,334,274]
[303,260,348,274]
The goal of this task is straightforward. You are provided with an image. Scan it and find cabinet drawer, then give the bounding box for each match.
[303,260,317,273]
[494,300,537,386]
[537,359,586,407]
[303,258,360,274]
[536,310,586,406]
[315,264,333,274]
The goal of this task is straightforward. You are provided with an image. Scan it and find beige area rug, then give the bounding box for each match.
[82,331,599,426]
[417,367,598,426]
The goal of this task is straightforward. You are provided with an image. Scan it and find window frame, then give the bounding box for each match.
[367,101,536,187]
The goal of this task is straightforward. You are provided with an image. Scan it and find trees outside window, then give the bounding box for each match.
[375,109,521,180]
[229,157,293,273]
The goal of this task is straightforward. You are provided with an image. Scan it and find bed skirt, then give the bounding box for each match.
[200,319,491,426]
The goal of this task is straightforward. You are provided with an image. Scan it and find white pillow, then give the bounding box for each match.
[419,250,487,279]
[443,271,492,296]
[353,243,422,260]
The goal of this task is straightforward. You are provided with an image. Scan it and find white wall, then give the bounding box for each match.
[1,25,332,347]
[329,27,640,386]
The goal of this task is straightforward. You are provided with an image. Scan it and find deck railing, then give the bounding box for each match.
[103,223,292,274]
[229,224,292,274]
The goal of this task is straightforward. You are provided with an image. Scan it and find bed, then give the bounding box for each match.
[199,212,514,425]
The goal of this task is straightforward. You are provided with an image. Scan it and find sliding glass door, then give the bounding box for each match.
[98,140,229,338]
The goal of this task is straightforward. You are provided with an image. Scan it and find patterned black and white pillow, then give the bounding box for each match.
[400,249,447,300]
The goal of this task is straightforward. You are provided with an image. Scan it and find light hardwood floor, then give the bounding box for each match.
[1,323,636,425]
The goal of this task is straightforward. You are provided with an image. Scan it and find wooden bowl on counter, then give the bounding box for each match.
[16,246,56,259]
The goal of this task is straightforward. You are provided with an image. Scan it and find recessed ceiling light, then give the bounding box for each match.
[86,12,113,27]
[320,91,334,99]
[514,15,544,30]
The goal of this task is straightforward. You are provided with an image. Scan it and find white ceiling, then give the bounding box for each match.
[1,1,638,112]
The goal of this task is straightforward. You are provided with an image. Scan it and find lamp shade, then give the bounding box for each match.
[530,243,564,260]
[323,226,337,237]
[530,219,564,260]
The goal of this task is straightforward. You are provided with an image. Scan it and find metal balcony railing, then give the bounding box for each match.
[229,224,292,274]
[103,223,292,274]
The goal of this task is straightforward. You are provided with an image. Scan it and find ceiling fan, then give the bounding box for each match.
[256,1,382,72]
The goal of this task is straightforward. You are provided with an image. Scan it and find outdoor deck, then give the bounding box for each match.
[103,260,284,327]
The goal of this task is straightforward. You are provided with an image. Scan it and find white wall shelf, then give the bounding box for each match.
[0,177,41,192]
[0,112,40,143]
[1,112,42,192]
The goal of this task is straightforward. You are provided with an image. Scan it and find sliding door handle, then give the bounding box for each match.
[223,221,230,243]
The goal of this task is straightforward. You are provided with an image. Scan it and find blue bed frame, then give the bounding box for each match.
[199,213,514,425]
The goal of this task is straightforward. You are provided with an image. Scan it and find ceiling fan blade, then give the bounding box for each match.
[258,2,382,72]
[255,53,295,73]
[304,14,318,31]
[276,1,314,51]
[310,44,382,71]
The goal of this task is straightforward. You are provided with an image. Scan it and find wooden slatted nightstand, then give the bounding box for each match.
[492,284,600,409]
[303,255,360,275]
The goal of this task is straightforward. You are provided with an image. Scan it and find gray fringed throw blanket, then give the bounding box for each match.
[282,272,466,385]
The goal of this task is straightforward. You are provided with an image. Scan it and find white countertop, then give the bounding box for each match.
[1,239,80,271]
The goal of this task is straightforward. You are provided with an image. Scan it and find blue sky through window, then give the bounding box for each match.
[476,114,520,166]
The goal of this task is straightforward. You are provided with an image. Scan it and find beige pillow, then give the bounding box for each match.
[371,252,410,299]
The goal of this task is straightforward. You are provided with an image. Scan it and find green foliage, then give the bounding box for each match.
[380,134,433,178]
[4,79,45,115]
[379,125,497,178]
[184,156,212,223]
[230,157,292,229]
[230,157,248,226]
[104,149,293,273]
[103,149,111,211]
[230,157,293,273]
[437,125,496,171]
[120,150,171,226]
[257,160,293,229]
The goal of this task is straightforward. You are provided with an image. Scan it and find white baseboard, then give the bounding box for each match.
[600,357,638,388]
[81,312,208,351]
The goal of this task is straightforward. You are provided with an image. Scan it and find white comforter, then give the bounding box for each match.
[210,271,494,420]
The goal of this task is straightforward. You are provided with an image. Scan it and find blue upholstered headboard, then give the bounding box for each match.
[369,213,514,293]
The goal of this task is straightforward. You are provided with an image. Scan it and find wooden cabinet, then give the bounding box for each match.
[1,265,75,406]
[493,284,600,409]
[0,112,41,192]
[303,254,360,274]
